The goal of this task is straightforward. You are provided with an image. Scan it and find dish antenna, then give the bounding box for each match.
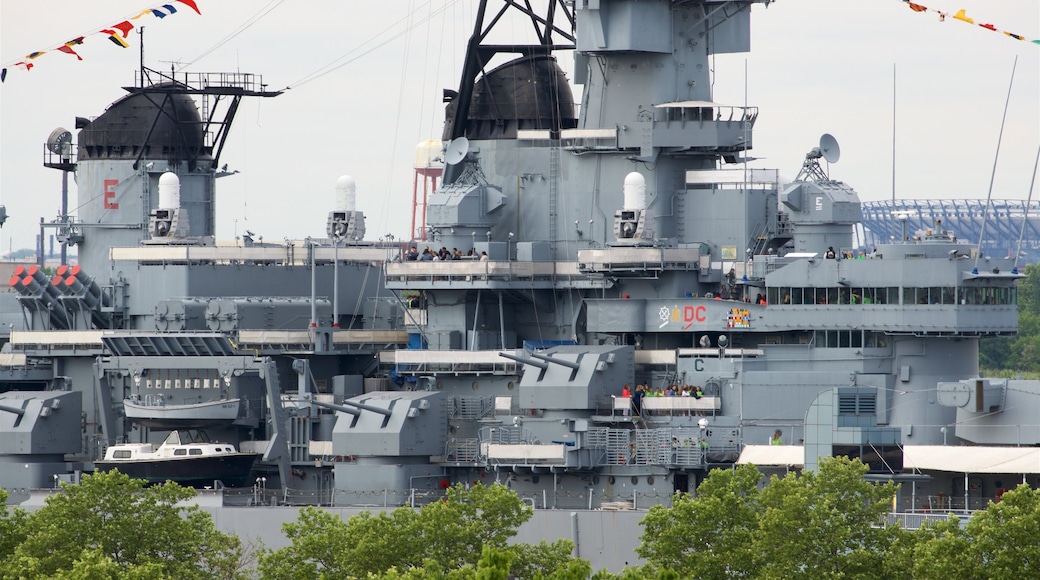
[819,133,840,164]
[46,127,73,156]
[444,137,470,165]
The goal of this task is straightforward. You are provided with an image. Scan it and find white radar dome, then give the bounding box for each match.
[335,175,357,212]
[158,172,181,209]
[623,172,647,210]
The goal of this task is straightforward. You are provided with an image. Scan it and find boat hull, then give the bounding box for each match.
[122,398,242,429]
[94,453,260,488]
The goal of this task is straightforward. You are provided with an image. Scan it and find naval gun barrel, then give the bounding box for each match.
[310,399,360,416]
[498,352,549,370]
[528,352,581,370]
[341,399,393,417]
[0,403,26,417]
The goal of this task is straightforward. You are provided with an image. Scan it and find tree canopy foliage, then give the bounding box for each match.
[637,456,902,579]
[905,484,1040,580]
[257,482,582,579]
[981,262,1040,373]
[0,470,247,579]
[4,462,1040,579]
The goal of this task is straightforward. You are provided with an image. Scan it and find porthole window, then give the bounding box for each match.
[647,476,655,485]
[472,381,480,390]
[507,381,515,390]
[608,476,616,485]
[631,476,639,485]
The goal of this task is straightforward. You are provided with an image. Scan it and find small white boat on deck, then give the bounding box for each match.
[95,430,260,488]
[122,396,242,429]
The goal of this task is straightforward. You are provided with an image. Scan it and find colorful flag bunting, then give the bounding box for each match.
[901,1,1037,47]
[2,1,203,81]
[107,34,130,48]
[176,0,201,15]
[57,46,83,60]
[110,21,135,38]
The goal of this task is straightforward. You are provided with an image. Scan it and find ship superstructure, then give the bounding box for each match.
[2,0,1038,570]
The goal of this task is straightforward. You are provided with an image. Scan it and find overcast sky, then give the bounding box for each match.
[2,0,1037,255]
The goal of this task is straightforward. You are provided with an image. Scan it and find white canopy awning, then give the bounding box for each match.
[735,445,1040,475]
[737,445,804,467]
[903,446,1040,474]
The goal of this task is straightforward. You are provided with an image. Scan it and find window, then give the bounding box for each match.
[113,450,131,459]
[174,449,187,456]
[189,448,203,456]
[833,445,903,473]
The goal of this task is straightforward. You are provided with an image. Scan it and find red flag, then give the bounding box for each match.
[980,23,997,32]
[176,0,201,15]
[57,45,84,60]
[110,20,135,37]
[906,2,927,13]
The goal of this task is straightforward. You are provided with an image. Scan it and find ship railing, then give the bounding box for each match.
[885,512,965,530]
[443,438,480,463]
[576,247,703,274]
[916,495,995,513]
[110,245,390,266]
[136,68,273,95]
[449,396,496,420]
[586,427,633,466]
[379,349,519,375]
[385,260,581,284]
[639,397,722,415]
[484,443,567,466]
[479,425,535,446]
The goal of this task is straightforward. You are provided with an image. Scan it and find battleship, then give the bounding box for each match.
[2,0,1039,570]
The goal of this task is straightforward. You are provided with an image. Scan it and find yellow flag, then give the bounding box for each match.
[952,9,974,25]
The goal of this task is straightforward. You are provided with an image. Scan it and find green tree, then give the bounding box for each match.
[637,463,762,578]
[638,457,905,579]
[913,484,1040,580]
[258,483,587,579]
[753,456,902,579]
[4,470,248,579]
[0,488,28,562]
[983,262,1040,373]
[909,516,972,580]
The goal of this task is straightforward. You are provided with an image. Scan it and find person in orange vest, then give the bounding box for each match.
[621,384,632,416]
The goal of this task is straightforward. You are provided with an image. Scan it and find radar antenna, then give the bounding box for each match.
[444,137,470,166]
[794,133,840,182]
